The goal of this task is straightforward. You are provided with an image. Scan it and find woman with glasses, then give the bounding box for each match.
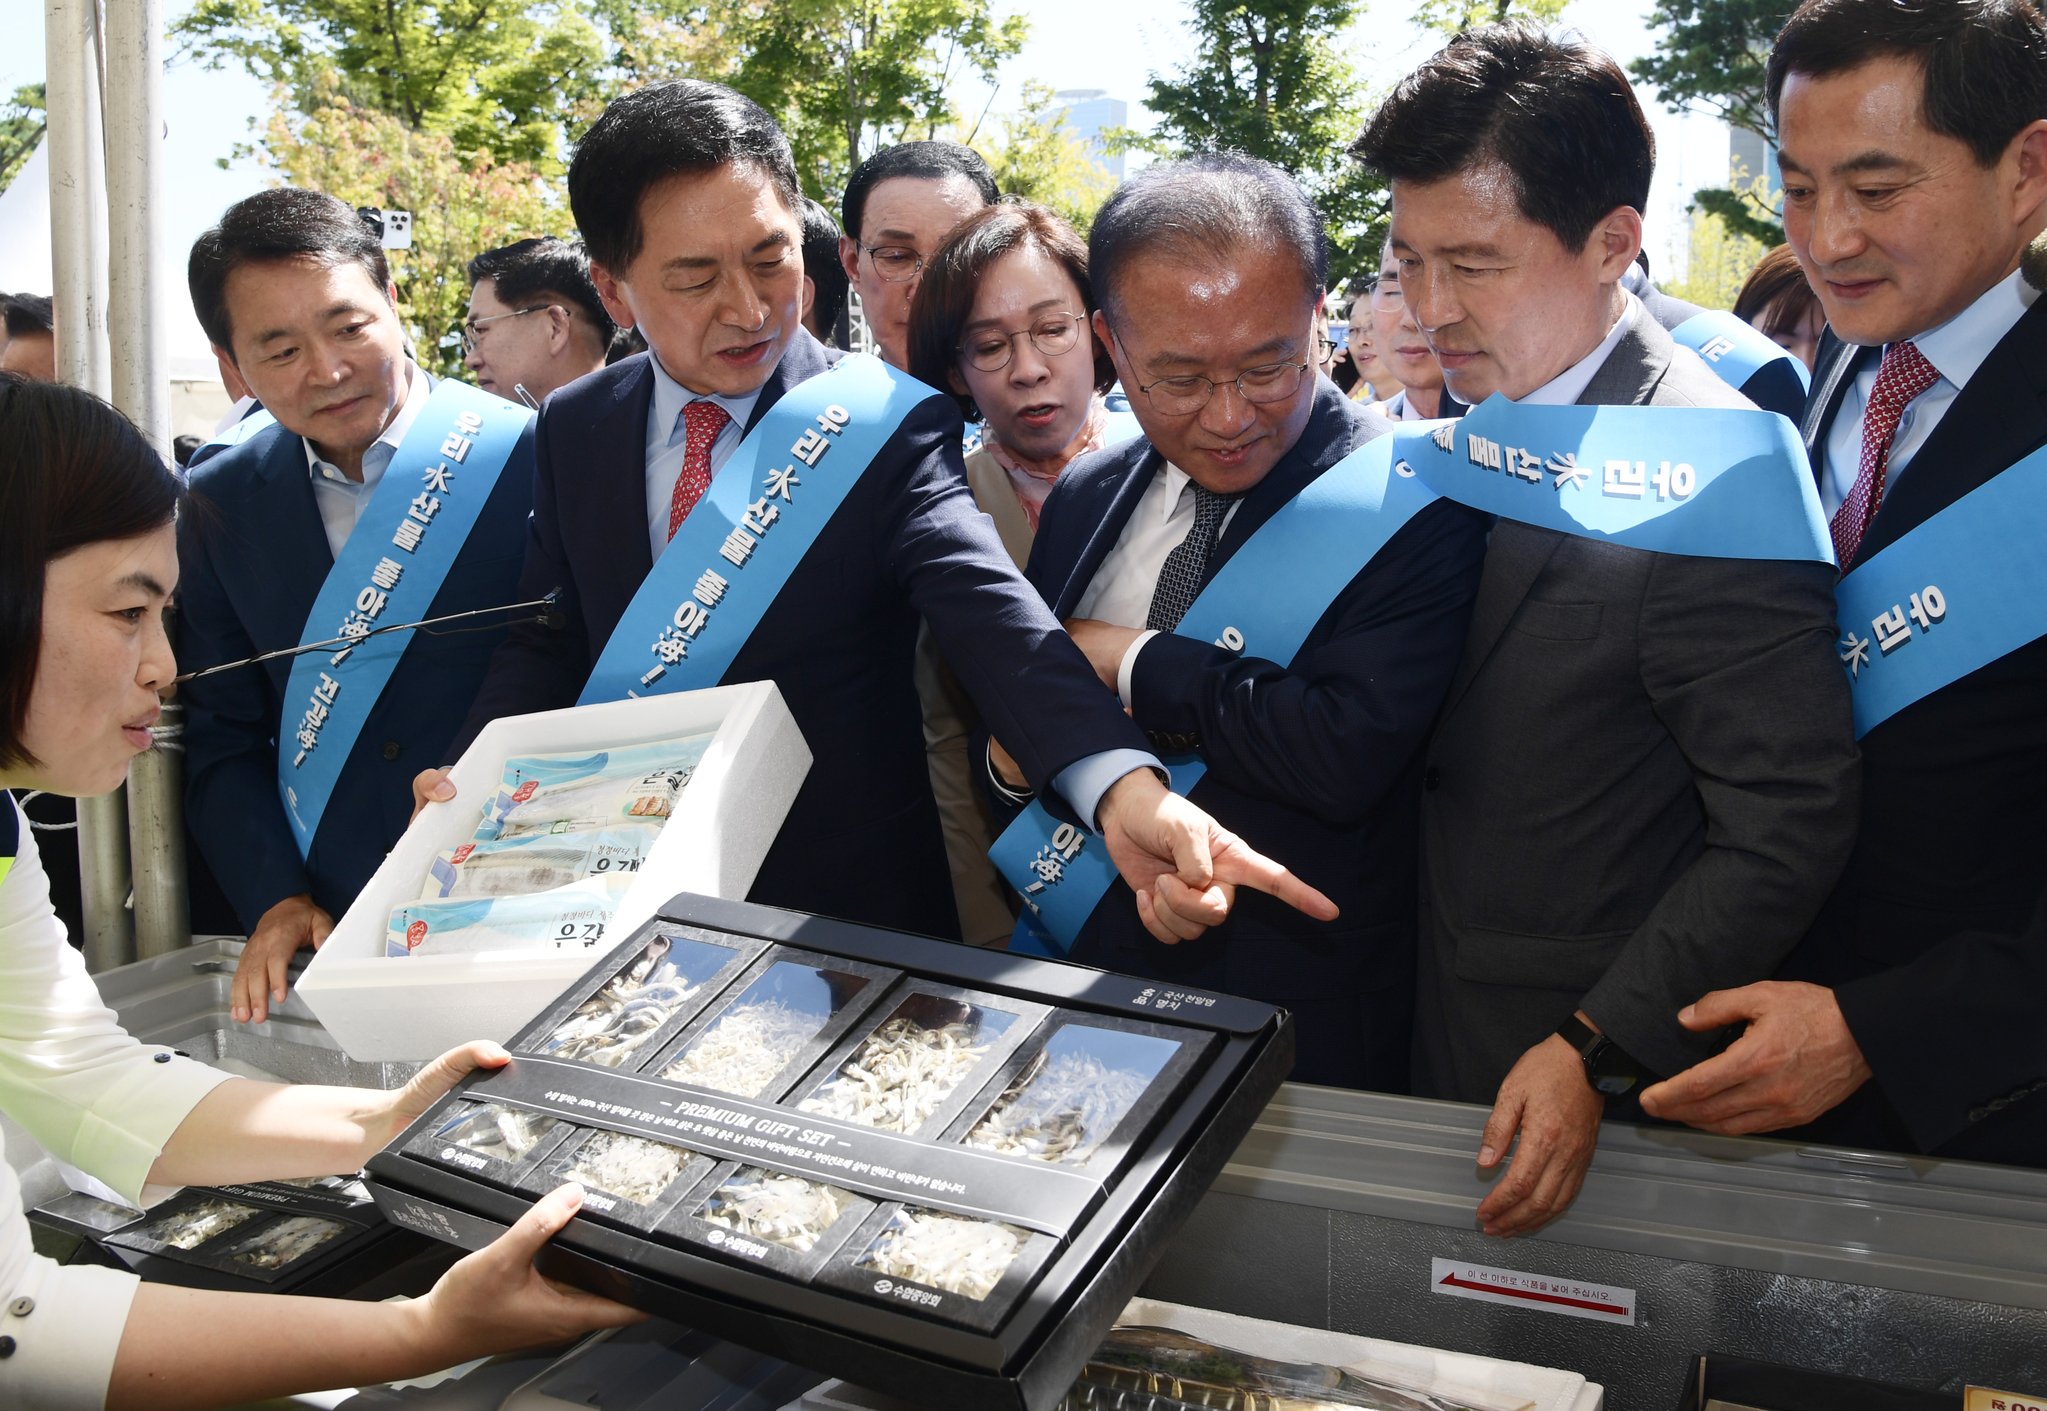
[1341,282,1397,403]
[1366,243,1453,420]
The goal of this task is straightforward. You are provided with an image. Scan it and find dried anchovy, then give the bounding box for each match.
[858,1209,1025,1301]
[226,1215,350,1271]
[661,999,820,1098]
[698,1167,853,1252]
[436,1102,562,1162]
[542,940,705,1068]
[800,1017,992,1134]
[563,1129,693,1205]
[141,1199,261,1250]
[965,1052,1151,1164]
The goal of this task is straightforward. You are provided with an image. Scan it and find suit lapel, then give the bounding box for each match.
[1800,331,1867,470]
[245,428,338,642]
[587,357,657,604]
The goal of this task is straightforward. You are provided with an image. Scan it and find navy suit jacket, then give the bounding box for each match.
[177,411,535,930]
[455,332,1149,941]
[1004,380,1488,1088]
[1777,302,2047,1164]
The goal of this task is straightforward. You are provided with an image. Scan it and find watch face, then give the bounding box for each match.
[1586,1039,1640,1096]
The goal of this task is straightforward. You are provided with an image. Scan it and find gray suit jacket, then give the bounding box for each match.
[1415,303,1861,1101]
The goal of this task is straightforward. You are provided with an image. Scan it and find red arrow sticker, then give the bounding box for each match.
[1429,1257,1637,1326]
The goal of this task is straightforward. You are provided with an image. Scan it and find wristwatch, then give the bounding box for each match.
[1556,1015,1640,1096]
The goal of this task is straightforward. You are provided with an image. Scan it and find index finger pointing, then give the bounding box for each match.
[1211,840,1338,922]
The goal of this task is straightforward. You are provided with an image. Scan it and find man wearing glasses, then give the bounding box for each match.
[837,141,996,368]
[988,155,1488,1088]
[462,237,618,406]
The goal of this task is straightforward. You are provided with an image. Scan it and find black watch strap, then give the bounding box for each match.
[1556,1015,1640,1096]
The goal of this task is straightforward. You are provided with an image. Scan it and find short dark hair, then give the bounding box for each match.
[1734,243,1821,332]
[0,376,182,772]
[1767,0,2047,168]
[3,293,53,338]
[1089,153,1327,325]
[1352,24,1656,253]
[908,201,1116,418]
[568,80,801,275]
[467,236,617,350]
[800,197,850,343]
[188,188,391,355]
[840,141,998,241]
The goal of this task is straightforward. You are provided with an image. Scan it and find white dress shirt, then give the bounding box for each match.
[1074,460,1247,704]
[642,354,764,562]
[1819,267,2038,515]
[0,801,234,1410]
[304,362,431,560]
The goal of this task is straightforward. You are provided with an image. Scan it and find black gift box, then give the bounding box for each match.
[1675,1354,1961,1411]
[364,892,1293,1411]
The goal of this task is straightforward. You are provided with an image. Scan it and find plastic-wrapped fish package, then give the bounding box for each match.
[655,952,890,1101]
[474,735,715,843]
[386,873,633,958]
[695,1167,859,1254]
[796,985,1042,1137]
[136,1198,263,1250]
[534,930,747,1069]
[419,824,661,901]
[855,1208,1032,1301]
[219,1215,353,1273]
[552,1129,707,1211]
[962,1023,1187,1167]
[425,1099,572,1184]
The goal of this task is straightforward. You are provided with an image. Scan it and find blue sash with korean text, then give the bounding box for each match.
[989,428,1441,956]
[580,353,927,704]
[278,381,529,857]
[1397,394,1834,564]
[1672,309,1811,400]
[1832,441,2047,738]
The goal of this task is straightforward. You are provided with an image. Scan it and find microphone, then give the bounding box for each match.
[173,589,566,685]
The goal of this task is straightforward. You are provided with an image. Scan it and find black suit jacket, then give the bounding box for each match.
[1777,300,2047,1163]
[1008,380,1489,1088]
[457,333,1149,940]
[178,412,535,929]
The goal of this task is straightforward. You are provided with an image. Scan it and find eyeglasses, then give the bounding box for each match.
[459,304,555,353]
[1135,358,1313,416]
[1369,277,1404,313]
[859,243,927,284]
[958,312,1085,373]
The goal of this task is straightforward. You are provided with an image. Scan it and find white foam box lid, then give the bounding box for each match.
[298,679,810,1061]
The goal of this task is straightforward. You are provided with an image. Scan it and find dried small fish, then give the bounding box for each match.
[800,1016,993,1134]
[858,1209,1025,1301]
[562,1130,693,1205]
[435,1102,563,1162]
[698,1167,854,1252]
[140,1198,261,1250]
[542,937,707,1068]
[965,1052,1151,1164]
[225,1216,350,1271]
[662,999,820,1097]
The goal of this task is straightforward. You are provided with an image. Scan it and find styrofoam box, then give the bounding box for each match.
[298,681,810,1061]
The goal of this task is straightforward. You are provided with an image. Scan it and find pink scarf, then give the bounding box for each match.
[982,396,1111,532]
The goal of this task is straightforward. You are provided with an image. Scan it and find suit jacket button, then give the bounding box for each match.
[1424,766,1442,791]
[381,741,402,762]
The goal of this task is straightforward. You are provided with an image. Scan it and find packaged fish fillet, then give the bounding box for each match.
[855,1208,1029,1302]
[419,824,660,901]
[220,1215,352,1272]
[536,931,739,1068]
[386,874,634,957]
[474,735,715,842]
[964,1024,1182,1166]
[136,1198,263,1251]
[695,1167,858,1254]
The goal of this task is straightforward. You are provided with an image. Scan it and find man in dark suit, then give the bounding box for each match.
[992,156,1487,1089]
[1640,0,2047,1167]
[435,81,1334,949]
[178,189,535,1025]
[1354,26,1860,1234]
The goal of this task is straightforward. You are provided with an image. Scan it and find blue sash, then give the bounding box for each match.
[580,353,929,703]
[278,381,529,856]
[1672,310,1811,399]
[989,428,1440,956]
[185,406,278,471]
[1398,394,1834,564]
[1833,441,2047,738]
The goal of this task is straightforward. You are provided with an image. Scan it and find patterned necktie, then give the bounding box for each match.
[666,399,731,541]
[1146,484,1240,632]
[1831,339,1939,568]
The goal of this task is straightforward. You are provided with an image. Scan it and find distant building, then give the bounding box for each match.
[1051,89,1128,182]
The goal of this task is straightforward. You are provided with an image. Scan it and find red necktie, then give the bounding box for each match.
[1831,340,1939,568]
[666,400,731,541]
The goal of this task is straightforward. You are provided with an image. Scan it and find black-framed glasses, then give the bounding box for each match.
[958,312,1085,373]
[859,242,927,284]
[1135,358,1313,415]
[458,304,555,353]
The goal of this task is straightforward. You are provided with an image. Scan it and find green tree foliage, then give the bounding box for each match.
[1629,0,1795,144]
[0,83,45,196]
[1136,0,1383,289]
[171,0,608,168]
[974,82,1113,233]
[1410,0,1566,34]
[1664,197,1769,310]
